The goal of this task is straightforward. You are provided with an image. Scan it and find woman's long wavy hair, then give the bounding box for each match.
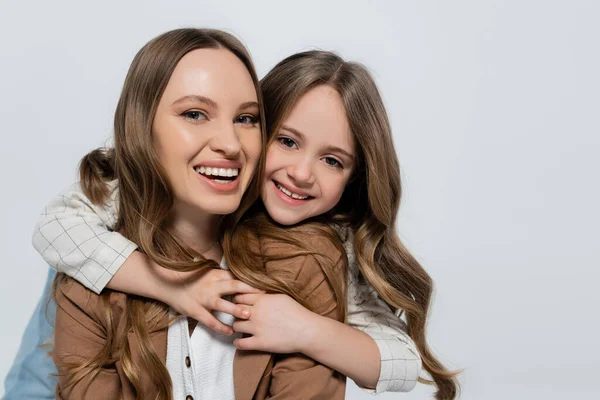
[238,50,460,399]
[53,28,268,400]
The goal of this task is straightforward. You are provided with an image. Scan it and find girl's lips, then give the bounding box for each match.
[272,180,311,206]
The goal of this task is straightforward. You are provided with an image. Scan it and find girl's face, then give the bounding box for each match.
[153,48,262,220]
[262,85,355,225]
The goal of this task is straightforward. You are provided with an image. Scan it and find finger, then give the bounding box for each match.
[219,280,263,296]
[233,293,261,305]
[194,309,234,336]
[234,336,262,351]
[212,298,251,320]
[232,320,254,335]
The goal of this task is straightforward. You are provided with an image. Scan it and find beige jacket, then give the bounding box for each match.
[52,233,347,400]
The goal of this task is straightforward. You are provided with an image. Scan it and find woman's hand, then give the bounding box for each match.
[231,293,316,353]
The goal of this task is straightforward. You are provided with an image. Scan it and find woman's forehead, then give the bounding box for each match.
[161,48,258,108]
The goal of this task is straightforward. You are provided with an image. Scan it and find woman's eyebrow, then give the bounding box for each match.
[238,101,259,112]
[172,95,218,109]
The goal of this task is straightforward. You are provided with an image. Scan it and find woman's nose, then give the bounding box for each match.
[210,122,242,157]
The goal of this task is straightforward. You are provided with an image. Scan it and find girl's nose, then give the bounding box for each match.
[287,158,315,186]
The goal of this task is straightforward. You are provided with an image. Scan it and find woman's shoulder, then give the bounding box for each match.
[55,276,128,323]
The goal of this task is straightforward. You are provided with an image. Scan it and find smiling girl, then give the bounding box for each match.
[27,47,457,399]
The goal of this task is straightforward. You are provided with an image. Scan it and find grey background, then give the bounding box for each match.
[1,1,598,399]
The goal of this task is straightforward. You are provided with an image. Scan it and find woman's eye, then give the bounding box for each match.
[277,137,297,149]
[323,157,342,168]
[182,110,207,121]
[235,114,259,125]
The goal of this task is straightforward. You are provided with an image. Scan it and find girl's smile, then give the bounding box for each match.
[262,85,355,225]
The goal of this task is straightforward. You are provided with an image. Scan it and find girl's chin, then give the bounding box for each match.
[267,208,305,226]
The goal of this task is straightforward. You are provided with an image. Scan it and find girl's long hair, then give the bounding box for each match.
[248,50,459,399]
[54,28,267,400]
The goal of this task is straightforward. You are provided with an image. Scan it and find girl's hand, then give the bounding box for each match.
[231,293,316,353]
[162,268,263,335]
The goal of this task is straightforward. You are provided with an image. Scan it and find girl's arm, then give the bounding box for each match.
[233,233,347,399]
[32,181,136,294]
[343,273,422,393]
[233,266,422,393]
[32,181,258,334]
[233,293,381,389]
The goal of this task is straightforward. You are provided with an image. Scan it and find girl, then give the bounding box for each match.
[34,48,457,398]
[50,28,347,399]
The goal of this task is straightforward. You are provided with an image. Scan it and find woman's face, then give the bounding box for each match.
[153,48,262,219]
[262,85,355,225]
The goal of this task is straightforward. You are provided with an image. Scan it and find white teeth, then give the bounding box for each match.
[276,183,308,200]
[194,166,240,178]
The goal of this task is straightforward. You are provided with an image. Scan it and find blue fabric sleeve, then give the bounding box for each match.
[3,268,57,399]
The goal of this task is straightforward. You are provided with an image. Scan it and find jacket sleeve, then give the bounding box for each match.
[32,181,137,294]
[53,277,124,400]
[261,233,347,399]
[345,238,422,393]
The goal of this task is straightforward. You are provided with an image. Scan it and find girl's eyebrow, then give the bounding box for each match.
[281,124,304,139]
[324,145,354,162]
[282,124,354,161]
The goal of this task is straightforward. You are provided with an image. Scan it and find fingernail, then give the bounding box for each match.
[242,310,250,318]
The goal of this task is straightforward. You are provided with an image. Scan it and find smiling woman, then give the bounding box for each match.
[51,28,269,400]
[151,48,262,219]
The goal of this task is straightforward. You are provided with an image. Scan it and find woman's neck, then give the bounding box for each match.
[167,201,222,255]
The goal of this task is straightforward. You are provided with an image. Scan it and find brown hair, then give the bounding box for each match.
[249,50,460,399]
[55,28,267,400]
[55,31,347,400]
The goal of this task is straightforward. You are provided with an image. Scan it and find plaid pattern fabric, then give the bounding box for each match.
[32,182,137,294]
[338,226,422,393]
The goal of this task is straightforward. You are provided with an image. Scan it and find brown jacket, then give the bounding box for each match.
[52,233,347,400]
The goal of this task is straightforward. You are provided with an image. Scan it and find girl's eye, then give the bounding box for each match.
[277,137,297,149]
[235,114,259,125]
[182,110,207,121]
[323,157,342,168]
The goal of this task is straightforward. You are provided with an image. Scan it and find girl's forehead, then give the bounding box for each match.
[284,86,353,154]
